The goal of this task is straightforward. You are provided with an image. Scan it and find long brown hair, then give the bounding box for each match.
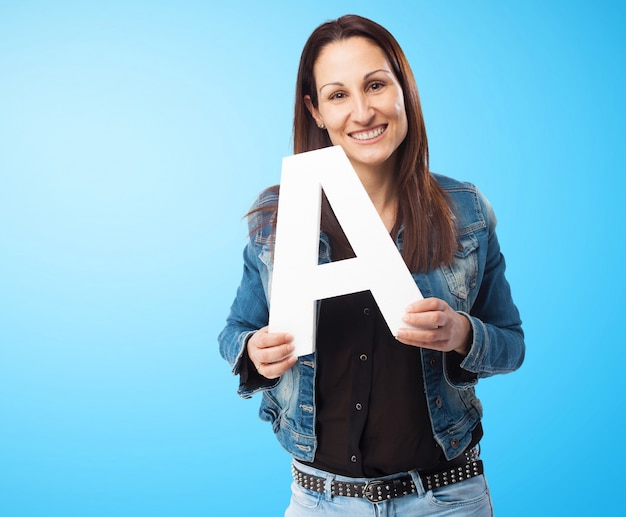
[254,14,456,273]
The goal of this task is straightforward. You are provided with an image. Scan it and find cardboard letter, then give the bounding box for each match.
[269,146,423,357]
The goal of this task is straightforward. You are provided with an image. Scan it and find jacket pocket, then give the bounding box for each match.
[440,233,479,309]
[259,368,295,432]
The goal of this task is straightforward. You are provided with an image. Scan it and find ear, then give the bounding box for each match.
[304,95,323,127]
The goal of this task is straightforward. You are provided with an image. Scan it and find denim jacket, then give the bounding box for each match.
[218,173,525,462]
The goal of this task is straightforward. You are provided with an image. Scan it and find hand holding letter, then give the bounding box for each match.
[397,298,471,356]
[247,327,297,379]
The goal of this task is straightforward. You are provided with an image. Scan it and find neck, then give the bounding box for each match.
[353,162,398,232]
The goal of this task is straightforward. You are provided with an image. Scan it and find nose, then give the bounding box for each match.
[351,93,375,125]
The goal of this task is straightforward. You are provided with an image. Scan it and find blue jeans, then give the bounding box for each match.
[285,460,493,516]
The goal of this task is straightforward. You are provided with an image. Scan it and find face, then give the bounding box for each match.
[305,37,408,178]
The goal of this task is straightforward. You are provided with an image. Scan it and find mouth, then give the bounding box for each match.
[349,125,387,141]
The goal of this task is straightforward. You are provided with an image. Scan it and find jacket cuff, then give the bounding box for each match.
[234,331,279,398]
[444,312,479,388]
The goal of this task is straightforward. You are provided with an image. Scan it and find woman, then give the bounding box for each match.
[218,14,524,516]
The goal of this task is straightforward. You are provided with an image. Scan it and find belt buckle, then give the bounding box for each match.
[363,480,385,503]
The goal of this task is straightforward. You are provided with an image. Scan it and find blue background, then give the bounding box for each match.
[1,1,624,515]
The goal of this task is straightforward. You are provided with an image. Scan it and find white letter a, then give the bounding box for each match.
[269,146,423,357]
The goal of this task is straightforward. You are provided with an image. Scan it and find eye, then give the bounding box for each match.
[329,91,347,101]
[368,81,386,92]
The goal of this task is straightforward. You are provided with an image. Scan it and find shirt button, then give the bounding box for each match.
[355,403,362,411]
[363,307,370,316]
[351,455,358,463]
[359,354,368,361]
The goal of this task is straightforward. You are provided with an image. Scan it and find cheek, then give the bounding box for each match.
[323,115,346,144]
[326,131,342,148]
[318,101,350,130]
[321,110,344,131]
[394,102,409,138]
[399,112,408,140]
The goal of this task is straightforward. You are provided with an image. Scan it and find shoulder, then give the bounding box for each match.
[431,172,496,233]
[432,172,478,194]
[251,184,280,209]
[247,185,280,241]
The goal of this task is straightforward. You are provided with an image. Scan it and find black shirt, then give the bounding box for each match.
[305,290,481,478]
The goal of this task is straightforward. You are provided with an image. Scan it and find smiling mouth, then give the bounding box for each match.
[350,125,387,141]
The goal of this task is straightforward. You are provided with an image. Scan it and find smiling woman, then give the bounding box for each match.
[218,14,524,516]
[304,37,409,196]
[1,1,623,516]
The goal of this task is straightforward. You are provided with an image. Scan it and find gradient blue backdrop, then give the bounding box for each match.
[1,1,624,515]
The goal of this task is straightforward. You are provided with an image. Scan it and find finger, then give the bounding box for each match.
[405,297,445,313]
[402,311,443,329]
[255,331,294,350]
[257,354,298,380]
[249,330,295,365]
[397,327,442,344]
[396,334,449,351]
[248,329,290,357]
[257,342,296,364]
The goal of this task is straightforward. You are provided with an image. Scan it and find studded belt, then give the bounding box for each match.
[292,458,484,503]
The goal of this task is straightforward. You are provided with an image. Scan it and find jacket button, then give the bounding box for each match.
[355,403,362,411]
[363,307,370,316]
[450,438,460,449]
[435,397,443,408]
[359,354,368,361]
[351,455,358,463]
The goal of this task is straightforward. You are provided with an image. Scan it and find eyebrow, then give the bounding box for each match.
[319,69,393,93]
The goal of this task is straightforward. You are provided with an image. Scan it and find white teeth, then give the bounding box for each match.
[351,126,385,140]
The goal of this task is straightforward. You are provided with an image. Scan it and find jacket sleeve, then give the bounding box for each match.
[446,190,525,387]
[217,193,280,398]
